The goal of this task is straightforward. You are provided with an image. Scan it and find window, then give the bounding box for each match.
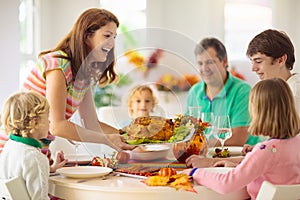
[19,0,40,88]
[224,0,272,60]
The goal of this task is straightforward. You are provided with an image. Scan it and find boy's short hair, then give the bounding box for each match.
[246,29,295,70]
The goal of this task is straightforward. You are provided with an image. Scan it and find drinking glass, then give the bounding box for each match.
[213,115,232,150]
[188,106,202,122]
[68,140,81,167]
[201,112,215,139]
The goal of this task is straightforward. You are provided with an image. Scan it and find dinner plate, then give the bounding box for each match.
[64,154,93,165]
[207,146,243,158]
[57,166,112,179]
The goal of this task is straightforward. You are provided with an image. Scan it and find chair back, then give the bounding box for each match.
[0,176,30,200]
[97,106,130,128]
[256,180,300,200]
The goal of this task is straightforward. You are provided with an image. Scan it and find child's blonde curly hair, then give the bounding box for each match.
[1,91,50,137]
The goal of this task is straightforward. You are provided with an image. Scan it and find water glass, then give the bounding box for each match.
[213,115,232,150]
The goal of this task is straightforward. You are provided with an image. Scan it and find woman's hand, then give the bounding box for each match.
[105,134,136,151]
[241,144,254,156]
[50,150,68,173]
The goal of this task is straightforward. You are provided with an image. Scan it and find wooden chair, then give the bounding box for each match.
[256,180,300,200]
[0,176,30,200]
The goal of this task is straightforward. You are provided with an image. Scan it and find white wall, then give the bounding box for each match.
[40,0,99,50]
[1,0,300,112]
[0,0,20,110]
[272,0,300,75]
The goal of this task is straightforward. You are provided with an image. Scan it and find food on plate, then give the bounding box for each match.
[158,167,177,177]
[124,116,174,141]
[121,115,191,145]
[91,153,118,168]
[116,151,130,164]
[213,148,231,158]
[91,156,102,166]
[143,173,196,193]
[115,165,161,177]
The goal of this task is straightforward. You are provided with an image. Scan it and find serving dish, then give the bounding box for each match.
[131,144,170,161]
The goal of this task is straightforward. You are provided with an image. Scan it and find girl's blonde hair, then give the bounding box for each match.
[248,78,300,139]
[1,91,50,137]
[127,85,158,116]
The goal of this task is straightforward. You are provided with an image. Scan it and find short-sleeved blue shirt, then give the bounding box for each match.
[186,72,259,145]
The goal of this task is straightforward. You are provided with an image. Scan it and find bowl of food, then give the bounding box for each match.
[131,144,170,161]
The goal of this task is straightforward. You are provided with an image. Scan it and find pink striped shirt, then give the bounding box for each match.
[23,50,90,119]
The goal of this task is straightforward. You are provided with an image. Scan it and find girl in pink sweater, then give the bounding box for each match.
[185,78,300,199]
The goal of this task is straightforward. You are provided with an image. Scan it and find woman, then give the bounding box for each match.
[23,8,134,151]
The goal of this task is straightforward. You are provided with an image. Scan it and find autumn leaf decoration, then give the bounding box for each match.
[125,48,164,78]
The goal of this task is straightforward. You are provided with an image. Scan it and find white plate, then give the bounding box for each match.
[57,166,112,179]
[64,154,93,165]
[131,144,170,161]
[207,146,243,158]
[202,167,234,173]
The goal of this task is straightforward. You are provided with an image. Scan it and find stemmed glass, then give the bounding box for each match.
[68,140,81,167]
[201,112,215,139]
[188,106,202,123]
[213,115,232,150]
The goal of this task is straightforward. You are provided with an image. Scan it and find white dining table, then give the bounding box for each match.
[48,168,250,200]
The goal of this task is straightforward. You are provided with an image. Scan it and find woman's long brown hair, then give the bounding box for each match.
[39,8,119,86]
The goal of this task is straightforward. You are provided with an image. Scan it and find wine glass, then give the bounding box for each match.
[68,140,81,167]
[201,112,215,139]
[213,115,232,150]
[188,106,202,123]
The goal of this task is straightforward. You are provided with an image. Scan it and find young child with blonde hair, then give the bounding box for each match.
[185,78,300,199]
[0,91,67,199]
[127,85,158,119]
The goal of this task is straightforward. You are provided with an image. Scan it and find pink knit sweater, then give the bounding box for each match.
[193,136,300,199]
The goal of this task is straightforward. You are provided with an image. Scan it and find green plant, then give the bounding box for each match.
[93,74,132,108]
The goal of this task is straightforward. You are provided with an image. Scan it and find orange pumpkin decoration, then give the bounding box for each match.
[158,167,177,176]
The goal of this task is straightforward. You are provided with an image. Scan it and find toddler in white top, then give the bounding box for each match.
[0,91,67,200]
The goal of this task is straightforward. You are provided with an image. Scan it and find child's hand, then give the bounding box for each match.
[50,150,68,173]
[181,169,192,176]
[213,160,238,167]
[241,144,254,156]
